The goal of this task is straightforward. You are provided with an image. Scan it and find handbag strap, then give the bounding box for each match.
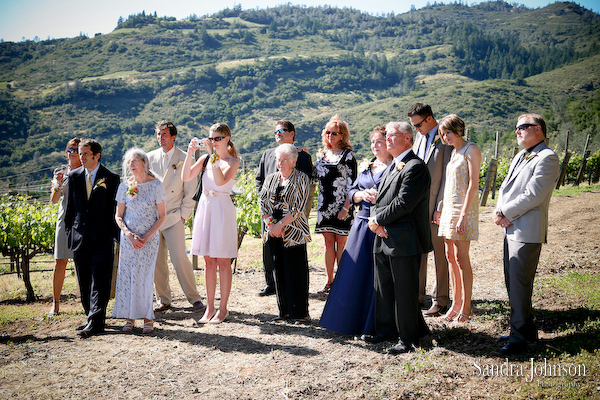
[192,155,210,201]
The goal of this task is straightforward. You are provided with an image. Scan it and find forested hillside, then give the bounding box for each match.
[1,1,599,192]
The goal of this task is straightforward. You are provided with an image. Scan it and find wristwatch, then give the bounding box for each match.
[495,209,504,218]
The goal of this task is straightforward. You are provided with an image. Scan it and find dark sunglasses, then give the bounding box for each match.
[274,128,289,135]
[515,124,538,131]
[325,131,340,136]
[412,117,428,129]
[208,136,226,142]
[66,148,78,154]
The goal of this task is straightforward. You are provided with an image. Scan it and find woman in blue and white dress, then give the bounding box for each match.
[113,148,166,333]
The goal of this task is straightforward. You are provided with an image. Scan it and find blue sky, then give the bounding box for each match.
[0,0,597,42]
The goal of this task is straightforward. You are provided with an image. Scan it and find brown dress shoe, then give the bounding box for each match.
[423,304,448,317]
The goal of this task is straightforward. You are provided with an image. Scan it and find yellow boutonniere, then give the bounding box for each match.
[317,149,324,160]
[433,134,440,143]
[95,178,107,190]
[172,160,184,170]
[525,152,538,160]
[395,161,405,171]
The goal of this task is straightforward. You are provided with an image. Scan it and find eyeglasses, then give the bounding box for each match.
[208,136,226,142]
[326,131,340,136]
[515,124,538,131]
[412,117,428,129]
[66,148,78,154]
[274,128,289,135]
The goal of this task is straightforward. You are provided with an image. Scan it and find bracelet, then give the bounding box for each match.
[342,207,349,212]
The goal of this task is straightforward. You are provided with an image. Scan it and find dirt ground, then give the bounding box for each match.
[1,191,599,399]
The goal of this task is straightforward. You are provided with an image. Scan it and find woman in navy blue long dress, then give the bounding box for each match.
[319,126,393,335]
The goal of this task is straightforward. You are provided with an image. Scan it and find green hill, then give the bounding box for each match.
[1,1,599,192]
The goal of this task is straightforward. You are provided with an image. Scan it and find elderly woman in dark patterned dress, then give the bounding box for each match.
[260,143,312,323]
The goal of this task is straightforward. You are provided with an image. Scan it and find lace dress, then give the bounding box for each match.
[112,179,166,320]
[438,142,479,241]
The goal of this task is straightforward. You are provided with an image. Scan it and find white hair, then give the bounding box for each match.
[275,143,298,162]
[122,148,155,180]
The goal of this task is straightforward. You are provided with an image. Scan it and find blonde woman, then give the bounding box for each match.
[182,123,240,324]
[436,115,481,325]
[313,115,357,293]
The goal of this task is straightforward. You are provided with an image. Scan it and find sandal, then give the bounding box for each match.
[122,319,135,332]
[317,283,332,294]
[440,308,459,322]
[142,319,154,334]
[450,313,472,327]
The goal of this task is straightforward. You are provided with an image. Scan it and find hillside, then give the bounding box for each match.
[0,1,599,191]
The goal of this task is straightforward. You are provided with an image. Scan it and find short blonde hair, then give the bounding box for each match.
[438,114,465,144]
[321,114,352,151]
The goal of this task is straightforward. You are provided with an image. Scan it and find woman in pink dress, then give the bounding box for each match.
[182,123,239,324]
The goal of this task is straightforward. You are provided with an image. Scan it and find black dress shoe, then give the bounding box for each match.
[192,300,204,310]
[388,340,416,354]
[499,341,528,356]
[154,303,172,312]
[75,323,89,331]
[258,286,275,297]
[77,327,104,339]
[361,334,396,344]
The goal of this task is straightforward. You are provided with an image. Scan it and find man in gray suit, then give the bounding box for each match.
[494,113,559,355]
[408,103,452,316]
[148,120,203,312]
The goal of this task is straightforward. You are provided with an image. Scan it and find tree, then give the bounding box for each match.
[0,195,57,301]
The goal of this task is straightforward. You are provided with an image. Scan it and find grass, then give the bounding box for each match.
[548,272,600,309]
[553,183,600,197]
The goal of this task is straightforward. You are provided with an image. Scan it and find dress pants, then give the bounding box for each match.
[419,222,450,306]
[73,239,114,329]
[504,237,542,344]
[267,238,309,319]
[154,220,202,306]
[374,252,430,345]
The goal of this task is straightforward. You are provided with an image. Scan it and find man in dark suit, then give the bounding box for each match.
[364,121,432,354]
[65,138,120,338]
[494,114,559,355]
[255,120,313,296]
[408,103,452,316]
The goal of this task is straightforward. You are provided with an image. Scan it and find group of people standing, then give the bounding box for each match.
[50,104,559,356]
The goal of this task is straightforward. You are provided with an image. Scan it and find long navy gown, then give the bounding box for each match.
[319,165,385,335]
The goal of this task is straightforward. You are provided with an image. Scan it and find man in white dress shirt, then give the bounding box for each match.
[148,121,203,312]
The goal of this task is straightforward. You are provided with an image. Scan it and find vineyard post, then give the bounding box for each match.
[575,134,591,186]
[491,131,499,200]
[557,130,571,189]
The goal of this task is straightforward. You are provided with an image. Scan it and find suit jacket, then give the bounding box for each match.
[498,142,559,244]
[412,125,452,217]
[255,147,313,194]
[65,164,120,251]
[148,146,197,231]
[371,150,433,257]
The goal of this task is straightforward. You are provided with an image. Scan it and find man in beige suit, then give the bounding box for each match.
[494,113,559,355]
[408,103,452,316]
[148,120,203,311]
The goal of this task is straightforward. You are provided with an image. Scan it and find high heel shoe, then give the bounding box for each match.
[208,310,229,324]
[198,309,217,324]
[440,308,459,322]
[122,319,135,332]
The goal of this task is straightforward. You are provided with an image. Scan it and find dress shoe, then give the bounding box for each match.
[258,286,275,297]
[75,323,89,331]
[154,303,171,312]
[499,341,528,356]
[77,326,104,339]
[387,340,416,354]
[208,310,229,324]
[361,334,396,344]
[423,304,448,317]
[192,300,204,310]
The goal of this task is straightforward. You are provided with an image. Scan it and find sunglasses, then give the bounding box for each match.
[412,117,428,129]
[515,124,538,131]
[274,128,289,135]
[208,136,226,142]
[66,148,78,154]
[325,131,340,136]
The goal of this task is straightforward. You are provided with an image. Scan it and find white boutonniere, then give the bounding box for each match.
[358,158,371,173]
[395,160,405,171]
[525,152,538,160]
[95,178,107,190]
[172,160,184,170]
[316,148,324,160]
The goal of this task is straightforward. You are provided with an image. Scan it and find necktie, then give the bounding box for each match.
[86,173,93,199]
[419,134,429,160]
[162,153,169,175]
